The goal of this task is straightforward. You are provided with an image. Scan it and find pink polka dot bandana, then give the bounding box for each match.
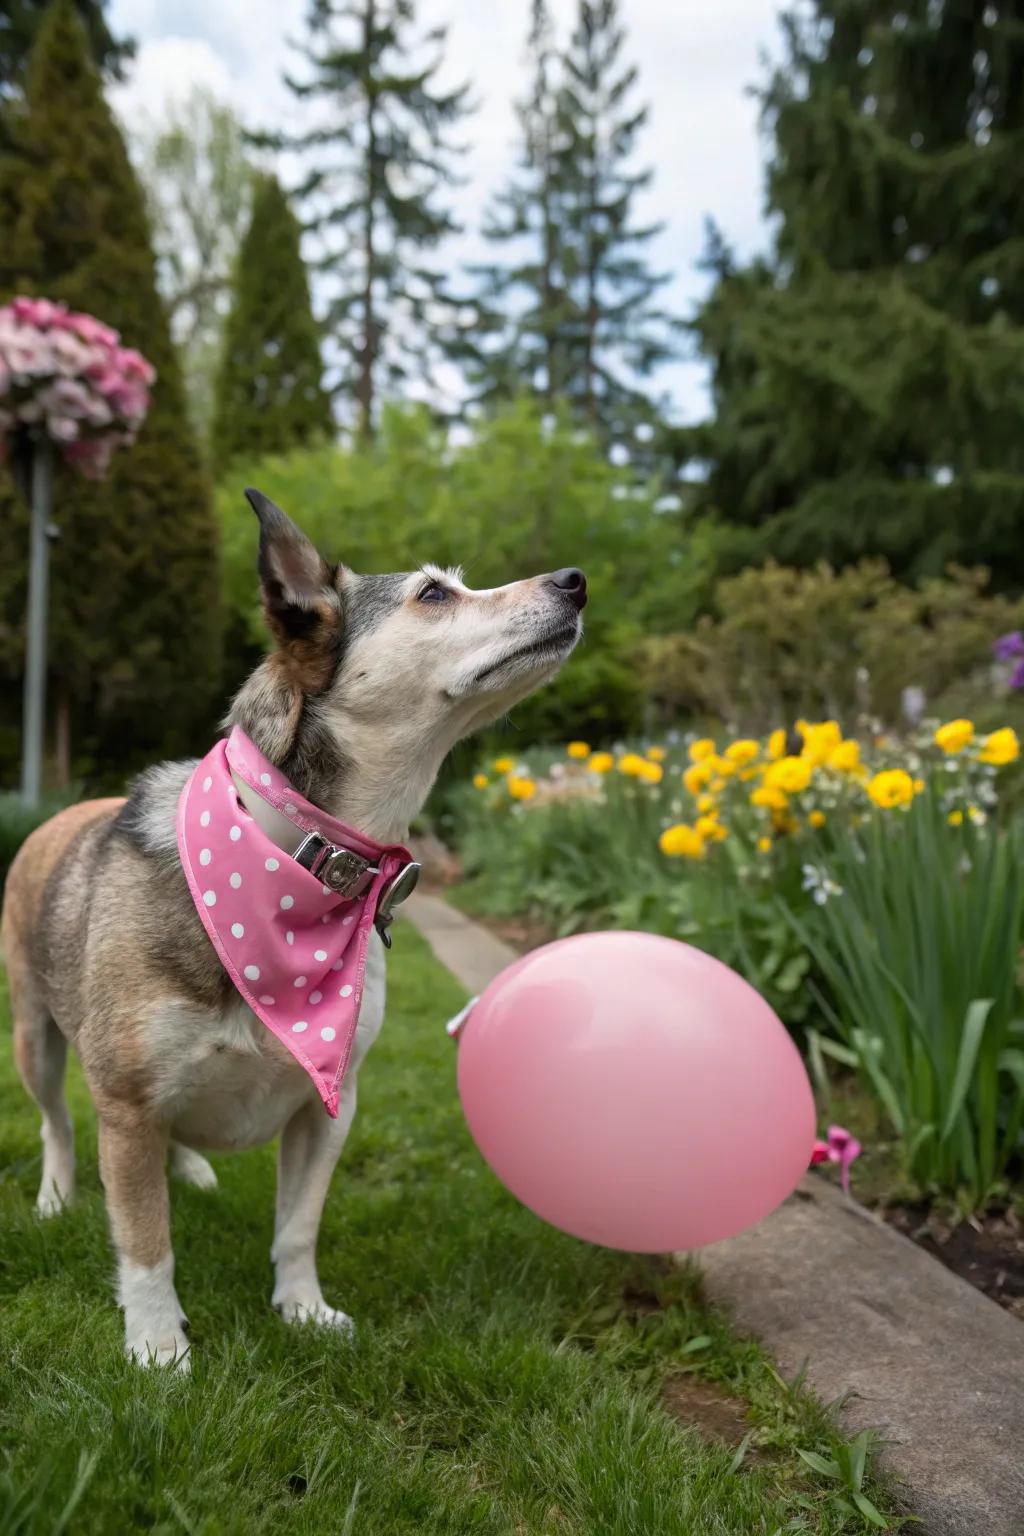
[177,726,412,1116]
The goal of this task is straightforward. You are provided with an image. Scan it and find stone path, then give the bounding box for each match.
[404,892,1024,1536]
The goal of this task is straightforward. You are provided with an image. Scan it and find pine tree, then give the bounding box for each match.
[0,0,220,781]
[0,0,131,88]
[554,0,677,438]
[463,0,570,406]
[683,1,1024,584]
[212,173,332,463]
[264,0,472,439]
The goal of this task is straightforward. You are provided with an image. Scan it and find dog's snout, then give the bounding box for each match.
[547,567,588,611]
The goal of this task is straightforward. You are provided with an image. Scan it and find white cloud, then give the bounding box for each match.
[108,0,783,422]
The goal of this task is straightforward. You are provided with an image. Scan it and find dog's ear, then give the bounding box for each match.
[244,488,341,692]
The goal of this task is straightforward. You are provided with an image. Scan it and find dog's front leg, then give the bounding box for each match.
[98,1109,189,1370]
[272,1084,356,1332]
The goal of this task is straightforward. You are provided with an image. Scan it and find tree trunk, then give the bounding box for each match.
[54,678,71,791]
[356,0,378,442]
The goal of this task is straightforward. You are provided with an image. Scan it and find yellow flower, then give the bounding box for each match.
[619,752,649,778]
[934,718,974,754]
[567,741,591,759]
[472,773,489,790]
[799,720,842,766]
[739,765,761,782]
[688,738,716,762]
[809,810,826,829]
[507,775,536,801]
[867,769,915,809]
[969,805,987,824]
[636,760,663,785]
[659,823,706,859]
[767,728,787,760]
[708,754,736,780]
[827,739,861,774]
[588,751,614,774]
[764,756,813,794]
[696,815,727,842]
[493,756,515,774]
[978,727,1020,766]
[913,777,925,793]
[948,809,964,826]
[647,746,667,762]
[696,793,717,815]
[683,761,714,795]
[725,738,759,766]
[757,835,773,853]
[751,784,788,810]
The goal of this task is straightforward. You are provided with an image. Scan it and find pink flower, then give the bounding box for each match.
[69,311,120,348]
[11,295,66,328]
[117,346,156,386]
[38,378,94,417]
[47,414,80,442]
[809,1124,863,1194]
[4,327,54,379]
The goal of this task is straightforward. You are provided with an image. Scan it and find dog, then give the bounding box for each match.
[2,488,586,1369]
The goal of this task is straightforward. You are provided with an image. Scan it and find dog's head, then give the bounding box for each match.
[229,489,585,820]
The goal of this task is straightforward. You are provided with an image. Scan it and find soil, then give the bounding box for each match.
[660,1375,757,1453]
[885,1202,1024,1321]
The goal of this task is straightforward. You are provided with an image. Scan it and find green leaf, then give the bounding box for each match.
[680,1334,713,1355]
[728,1430,753,1474]
[941,999,993,1142]
[852,1489,890,1527]
[795,1448,840,1479]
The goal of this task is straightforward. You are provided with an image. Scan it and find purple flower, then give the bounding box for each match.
[1010,658,1024,691]
[993,631,1024,662]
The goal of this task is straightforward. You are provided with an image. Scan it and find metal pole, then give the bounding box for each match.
[20,434,53,806]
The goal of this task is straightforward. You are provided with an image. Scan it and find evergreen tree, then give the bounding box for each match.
[463,0,570,405]
[264,0,472,439]
[0,0,220,782]
[212,173,332,463]
[0,0,131,89]
[554,0,676,437]
[682,1,1024,584]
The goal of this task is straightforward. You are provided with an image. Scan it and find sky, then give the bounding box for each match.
[108,0,785,423]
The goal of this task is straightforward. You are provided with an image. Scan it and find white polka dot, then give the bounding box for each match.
[260,773,272,786]
[244,964,260,981]
[342,914,354,925]
[203,890,216,907]
[286,930,294,945]
[321,1026,336,1042]
[199,848,212,866]
[265,857,279,872]
[232,923,245,939]
[229,825,242,842]
[313,949,327,962]
[321,883,332,896]
[339,984,353,998]
[285,802,297,815]
[292,1020,308,1033]
[230,872,242,889]
[308,990,322,1005]
[199,810,210,828]
[321,915,331,925]
[259,994,275,1005]
[294,975,307,988]
[202,775,212,792]
[331,959,345,971]
[280,895,294,910]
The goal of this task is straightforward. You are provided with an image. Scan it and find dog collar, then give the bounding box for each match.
[176,726,420,1116]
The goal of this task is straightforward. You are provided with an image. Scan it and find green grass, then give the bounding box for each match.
[0,927,902,1534]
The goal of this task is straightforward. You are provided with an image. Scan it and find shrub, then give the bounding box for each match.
[0,792,72,884]
[637,560,1024,732]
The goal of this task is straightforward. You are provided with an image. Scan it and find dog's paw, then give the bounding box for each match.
[125,1327,191,1372]
[276,1295,355,1334]
[35,1185,70,1218]
[169,1143,218,1190]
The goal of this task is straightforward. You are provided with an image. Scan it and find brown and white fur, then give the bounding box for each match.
[2,489,586,1370]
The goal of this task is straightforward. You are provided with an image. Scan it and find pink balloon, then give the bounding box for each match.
[456,931,816,1252]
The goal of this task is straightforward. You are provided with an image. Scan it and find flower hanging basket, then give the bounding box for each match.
[0,295,155,479]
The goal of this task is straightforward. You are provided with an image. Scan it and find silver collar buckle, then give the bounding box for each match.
[294,832,376,898]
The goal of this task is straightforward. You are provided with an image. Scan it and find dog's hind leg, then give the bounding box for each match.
[97,1108,189,1370]
[271,1085,357,1332]
[8,954,75,1217]
[169,1140,218,1190]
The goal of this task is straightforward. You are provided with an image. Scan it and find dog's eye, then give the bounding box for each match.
[418,582,448,603]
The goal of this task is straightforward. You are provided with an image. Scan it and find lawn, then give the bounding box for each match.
[0,924,898,1534]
